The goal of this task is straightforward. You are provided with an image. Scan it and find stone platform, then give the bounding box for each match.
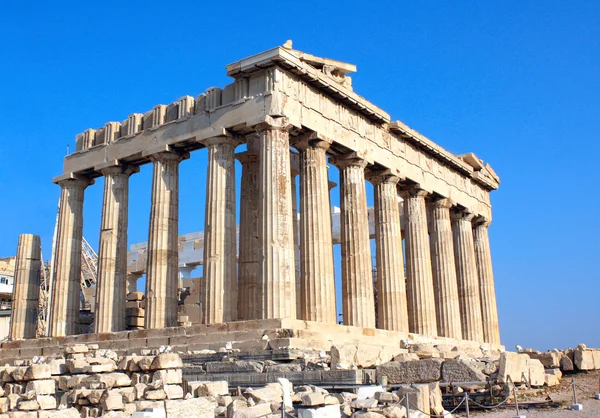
[0,319,503,363]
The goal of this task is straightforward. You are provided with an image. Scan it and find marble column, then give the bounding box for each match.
[95,165,137,334]
[202,136,238,324]
[401,185,438,336]
[473,219,501,345]
[256,122,296,319]
[10,234,41,340]
[452,209,484,342]
[49,177,93,337]
[145,151,187,329]
[236,151,260,320]
[369,173,409,332]
[429,198,462,339]
[331,155,375,328]
[297,140,336,324]
[290,162,302,319]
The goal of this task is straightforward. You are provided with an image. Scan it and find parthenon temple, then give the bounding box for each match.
[13,44,502,350]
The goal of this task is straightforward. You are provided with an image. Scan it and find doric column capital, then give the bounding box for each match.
[235,151,259,165]
[473,216,491,227]
[399,184,428,199]
[97,162,140,178]
[291,137,331,153]
[253,116,291,133]
[366,169,400,186]
[204,135,241,148]
[55,175,94,189]
[329,153,368,170]
[148,150,190,164]
[430,197,454,209]
[451,208,476,222]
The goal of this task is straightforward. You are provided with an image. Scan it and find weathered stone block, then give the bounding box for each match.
[150,354,183,370]
[232,402,272,418]
[165,397,218,418]
[376,359,442,384]
[25,379,55,395]
[441,359,487,382]
[527,359,545,387]
[498,352,528,384]
[194,381,229,396]
[302,393,325,407]
[298,405,342,418]
[23,364,51,380]
[545,368,562,387]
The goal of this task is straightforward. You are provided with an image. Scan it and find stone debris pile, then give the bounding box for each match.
[0,343,194,417]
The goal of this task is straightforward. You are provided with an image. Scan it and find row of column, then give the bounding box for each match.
[47,122,499,346]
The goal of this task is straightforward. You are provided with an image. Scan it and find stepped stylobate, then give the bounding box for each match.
[47,44,502,348]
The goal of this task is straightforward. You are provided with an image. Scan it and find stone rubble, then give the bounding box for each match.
[0,339,598,417]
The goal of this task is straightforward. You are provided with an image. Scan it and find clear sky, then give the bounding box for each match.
[0,1,598,351]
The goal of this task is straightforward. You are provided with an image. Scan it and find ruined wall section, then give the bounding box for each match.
[60,71,276,178]
[275,69,495,219]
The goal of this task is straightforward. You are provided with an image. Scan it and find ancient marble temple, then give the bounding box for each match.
[42,45,501,346]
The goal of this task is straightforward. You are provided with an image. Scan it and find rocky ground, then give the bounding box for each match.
[470,371,600,417]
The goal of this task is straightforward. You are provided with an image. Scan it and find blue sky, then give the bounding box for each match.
[0,1,598,351]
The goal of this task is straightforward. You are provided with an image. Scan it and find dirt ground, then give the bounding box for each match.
[461,371,600,417]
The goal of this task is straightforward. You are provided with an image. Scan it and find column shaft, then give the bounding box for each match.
[291,170,301,319]
[145,151,185,329]
[10,234,41,340]
[371,174,409,331]
[256,124,296,319]
[202,137,238,324]
[474,221,501,345]
[298,141,336,323]
[429,199,462,339]
[402,186,438,336]
[49,178,91,337]
[95,166,135,333]
[333,156,375,328]
[237,152,260,320]
[452,210,484,341]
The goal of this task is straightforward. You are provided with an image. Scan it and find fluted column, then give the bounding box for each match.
[202,136,238,324]
[473,219,501,345]
[145,151,187,329]
[429,198,462,339]
[369,173,409,331]
[49,177,93,337]
[297,140,336,323]
[452,209,484,341]
[256,122,296,319]
[237,151,260,320]
[331,155,375,328]
[401,185,437,336]
[290,161,302,319]
[10,234,41,340]
[95,165,137,333]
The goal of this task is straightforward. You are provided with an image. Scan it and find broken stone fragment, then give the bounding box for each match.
[23,364,52,380]
[166,397,218,418]
[545,368,562,386]
[101,390,124,410]
[36,395,57,410]
[194,380,229,397]
[150,353,183,370]
[349,398,378,410]
[374,391,399,403]
[301,392,326,406]
[164,384,184,399]
[233,402,272,418]
[441,359,487,382]
[25,379,56,395]
[145,389,167,400]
